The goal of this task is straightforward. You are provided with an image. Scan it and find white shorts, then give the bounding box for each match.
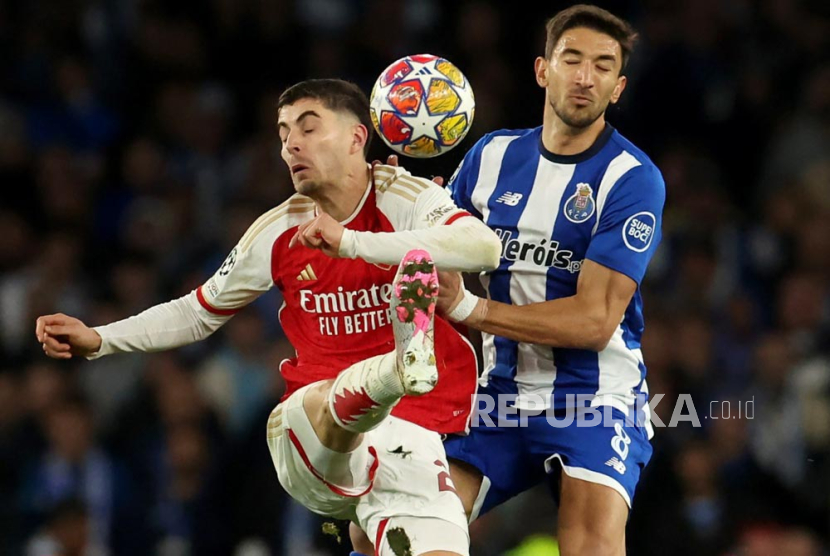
[267,384,469,555]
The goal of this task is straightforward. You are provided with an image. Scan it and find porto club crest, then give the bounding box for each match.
[564,183,596,223]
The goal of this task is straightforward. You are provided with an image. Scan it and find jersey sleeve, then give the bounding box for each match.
[584,164,666,285]
[348,165,501,271]
[197,220,278,315]
[373,165,470,231]
[89,291,230,358]
[412,183,472,229]
[446,134,490,216]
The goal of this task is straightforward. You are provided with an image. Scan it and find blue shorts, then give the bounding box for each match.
[444,386,653,518]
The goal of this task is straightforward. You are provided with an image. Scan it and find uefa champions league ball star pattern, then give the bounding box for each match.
[370,54,475,158]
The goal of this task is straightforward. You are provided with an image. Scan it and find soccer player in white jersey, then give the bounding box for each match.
[35,79,502,556]
[431,5,663,556]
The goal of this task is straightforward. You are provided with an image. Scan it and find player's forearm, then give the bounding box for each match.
[475,296,612,351]
[340,218,501,272]
[88,291,230,359]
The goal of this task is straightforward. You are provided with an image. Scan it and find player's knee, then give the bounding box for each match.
[302,380,335,424]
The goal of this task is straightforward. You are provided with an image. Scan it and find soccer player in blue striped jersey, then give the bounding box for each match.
[438,5,664,555]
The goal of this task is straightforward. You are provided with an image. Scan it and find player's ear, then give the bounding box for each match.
[610,75,627,105]
[351,123,368,155]
[534,56,549,88]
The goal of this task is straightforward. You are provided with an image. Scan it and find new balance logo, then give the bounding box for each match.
[496,192,523,206]
[605,457,626,475]
[296,264,318,281]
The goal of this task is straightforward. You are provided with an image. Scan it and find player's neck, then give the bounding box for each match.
[312,164,371,222]
[542,112,607,157]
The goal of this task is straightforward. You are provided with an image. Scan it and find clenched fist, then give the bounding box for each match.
[35,313,102,359]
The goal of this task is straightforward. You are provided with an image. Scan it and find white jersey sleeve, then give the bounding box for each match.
[373,164,471,229]
[88,292,229,358]
[197,195,315,314]
[338,165,501,272]
[90,196,315,358]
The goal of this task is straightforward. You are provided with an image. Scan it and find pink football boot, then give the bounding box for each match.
[391,249,439,396]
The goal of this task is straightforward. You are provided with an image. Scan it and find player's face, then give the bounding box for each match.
[536,27,627,129]
[277,99,365,197]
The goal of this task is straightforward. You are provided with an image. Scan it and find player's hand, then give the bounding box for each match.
[372,154,444,186]
[289,212,344,258]
[35,313,102,359]
[437,270,464,315]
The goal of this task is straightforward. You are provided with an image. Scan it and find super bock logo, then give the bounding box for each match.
[563,183,596,223]
[622,212,656,252]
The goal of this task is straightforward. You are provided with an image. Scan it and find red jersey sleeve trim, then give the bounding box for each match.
[444,211,472,226]
[196,286,241,316]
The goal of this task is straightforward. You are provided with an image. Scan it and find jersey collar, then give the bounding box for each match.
[538,123,615,164]
[335,171,373,226]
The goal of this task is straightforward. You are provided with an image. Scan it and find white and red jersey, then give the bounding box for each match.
[196,165,478,434]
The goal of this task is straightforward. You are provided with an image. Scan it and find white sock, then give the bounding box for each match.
[363,352,405,404]
[328,352,404,433]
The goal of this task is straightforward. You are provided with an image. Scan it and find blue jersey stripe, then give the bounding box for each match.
[483,132,542,389]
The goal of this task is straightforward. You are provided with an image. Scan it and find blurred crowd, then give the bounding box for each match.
[1,0,829,555]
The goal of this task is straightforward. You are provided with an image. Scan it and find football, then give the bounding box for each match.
[369,54,475,158]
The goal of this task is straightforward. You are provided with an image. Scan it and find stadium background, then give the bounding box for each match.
[1,0,829,554]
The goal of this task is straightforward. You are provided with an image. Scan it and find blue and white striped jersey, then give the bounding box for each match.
[448,125,665,413]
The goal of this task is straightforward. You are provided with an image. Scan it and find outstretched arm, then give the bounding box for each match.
[441,162,665,351]
[290,163,501,272]
[35,203,286,360]
[291,211,500,272]
[441,260,635,351]
[36,292,231,359]
[340,215,500,272]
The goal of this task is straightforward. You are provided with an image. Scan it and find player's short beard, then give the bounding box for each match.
[295,178,322,197]
[550,96,608,129]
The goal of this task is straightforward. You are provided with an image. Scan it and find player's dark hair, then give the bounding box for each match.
[277,79,374,157]
[544,4,638,72]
